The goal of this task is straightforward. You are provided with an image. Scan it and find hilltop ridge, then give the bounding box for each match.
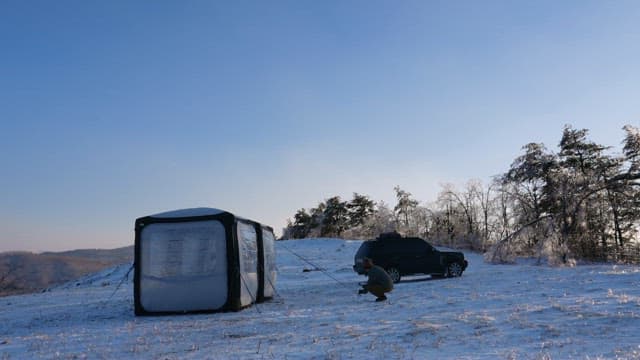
[0,246,133,296]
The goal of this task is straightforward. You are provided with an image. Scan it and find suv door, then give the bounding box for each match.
[402,238,430,274]
[422,241,442,274]
[374,240,399,270]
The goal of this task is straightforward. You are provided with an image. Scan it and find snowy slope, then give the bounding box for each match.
[1,238,640,359]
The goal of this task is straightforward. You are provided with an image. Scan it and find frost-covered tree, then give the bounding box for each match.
[347,193,375,228]
[307,202,326,237]
[609,125,640,259]
[353,201,396,239]
[283,124,640,263]
[321,196,349,237]
[553,125,610,259]
[622,125,640,172]
[393,186,419,229]
[432,181,497,251]
[490,125,640,263]
[434,184,468,246]
[469,180,498,251]
[501,142,556,251]
[290,209,312,239]
[440,182,480,239]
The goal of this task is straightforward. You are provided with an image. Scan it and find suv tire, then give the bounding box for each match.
[386,267,401,283]
[446,262,464,277]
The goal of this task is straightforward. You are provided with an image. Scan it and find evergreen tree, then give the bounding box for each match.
[502,142,557,250]
[622,125,640,174]
[291,209,312,239]
[554,125,610,259]
[347,193,375,228]
[309,202,326,236]
[321,196,349,237]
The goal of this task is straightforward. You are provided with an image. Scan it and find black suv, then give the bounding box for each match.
[353,233,468,283]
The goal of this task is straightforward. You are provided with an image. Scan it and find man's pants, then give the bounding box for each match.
[365,284,389,298]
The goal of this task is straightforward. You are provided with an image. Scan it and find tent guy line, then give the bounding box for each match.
[279,243,354,290]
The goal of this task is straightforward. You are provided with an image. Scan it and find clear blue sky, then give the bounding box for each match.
[1,1,639,252]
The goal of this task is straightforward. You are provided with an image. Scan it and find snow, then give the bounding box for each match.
[2,238,640,359]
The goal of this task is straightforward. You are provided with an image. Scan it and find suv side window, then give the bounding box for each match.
[375,239,394,254]
[406,238,428,253]
[356,241,373,258]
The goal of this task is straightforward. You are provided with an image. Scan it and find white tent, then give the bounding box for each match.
[134,208,277,315]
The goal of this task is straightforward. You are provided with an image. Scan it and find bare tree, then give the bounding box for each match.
[393,186,419,230]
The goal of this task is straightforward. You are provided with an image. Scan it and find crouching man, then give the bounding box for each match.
[358,258,393,302]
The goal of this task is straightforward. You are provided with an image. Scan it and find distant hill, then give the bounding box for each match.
[0,246,133,297]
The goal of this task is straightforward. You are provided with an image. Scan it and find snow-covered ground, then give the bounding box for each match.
[1,238,640,359]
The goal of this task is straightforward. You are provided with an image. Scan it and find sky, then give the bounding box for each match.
[2,0,640,252]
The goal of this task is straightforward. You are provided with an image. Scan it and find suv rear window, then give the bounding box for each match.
[406,238,428,253]
[355,241,373,258]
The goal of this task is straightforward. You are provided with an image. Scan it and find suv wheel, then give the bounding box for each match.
[386,267,401,283]
[446,262,463,277]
